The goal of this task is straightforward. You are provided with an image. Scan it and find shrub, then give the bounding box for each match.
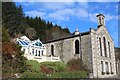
[20,71,46,78]
[25,60,40,73]
[67,58,90,73]
[49,71,88,78]
[40,61,66,73]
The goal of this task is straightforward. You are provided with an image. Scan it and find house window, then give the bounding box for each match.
[38,51,40,56]
[51,45,54,56]
[32,49,34,55]
[99,37,102,56]
[108,42,111,58]
[75,40,79,54]
[23,49,25,52]
[42,50,43,56]
[103,37,107,57]
[101,61,104,75]
[35,50,37,56]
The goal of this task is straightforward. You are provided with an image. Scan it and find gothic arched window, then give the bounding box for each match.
[99,37,102,56]
[51,45,54,56]
[108,42,111,58]
[103,37,107,57]
[75,40,79,54]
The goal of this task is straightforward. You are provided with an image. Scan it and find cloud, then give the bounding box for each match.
[115,4,118,12]
[48,8,74,21]
[25,10,46,18]
[105,14,118,21]
[22,1,118,24]
[43,6,118,23]
[75,8,88,18]
[39,2,75,10]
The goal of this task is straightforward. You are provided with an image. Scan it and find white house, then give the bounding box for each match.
[15,36,60,62]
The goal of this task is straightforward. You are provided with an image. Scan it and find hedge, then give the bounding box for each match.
[48,71,88,78]
[20,71,46,78]
[40,61,67,73]
[25,60,40,72]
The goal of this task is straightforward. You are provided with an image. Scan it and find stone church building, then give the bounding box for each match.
[43,14,117,78]
[16,14,117,78]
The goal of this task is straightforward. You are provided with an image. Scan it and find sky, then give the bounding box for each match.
[14,1,119,47]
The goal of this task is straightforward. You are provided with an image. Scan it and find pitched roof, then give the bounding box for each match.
[43,31,90,44]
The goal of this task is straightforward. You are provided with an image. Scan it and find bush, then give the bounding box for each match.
[25,60,40,73]
[67,58,90,73]
[20,71,46,78]
[40,61,66,73]
[49,71,88,78]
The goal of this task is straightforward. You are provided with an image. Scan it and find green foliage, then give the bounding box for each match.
[25,16,71,42]
[15,44,22,50]
[20,71,46,78]
[2,27,10,42]
[63,28,70,33]
[49,71,88,78]
[2,2,30,37]
[40,61,67,73]
[25,60,40,73]
[2,2,71,40]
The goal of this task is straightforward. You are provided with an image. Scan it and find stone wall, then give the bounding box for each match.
[115,48,120,79]
[44,36,81,63]
[81,33,93,73]
[91,27,117,78]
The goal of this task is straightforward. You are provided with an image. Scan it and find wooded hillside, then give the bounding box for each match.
[2,2,71,42]
[1,2,72,78]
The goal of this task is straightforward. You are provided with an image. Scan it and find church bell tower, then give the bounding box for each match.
[96,14,105,28]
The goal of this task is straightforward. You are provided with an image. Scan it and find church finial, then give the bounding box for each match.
[74,27,79,35]
[96,14,105,28]
[76,28,78,32]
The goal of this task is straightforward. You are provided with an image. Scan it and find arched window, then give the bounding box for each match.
[51,45,54,56]
[99,37,102,56]
[35,50,37,56]
[108,42,111,58]
[32,49,34,55]
[75,40,79,54]
[103,37,107,57]
[42,50,43,56]
[38,51,40,56]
